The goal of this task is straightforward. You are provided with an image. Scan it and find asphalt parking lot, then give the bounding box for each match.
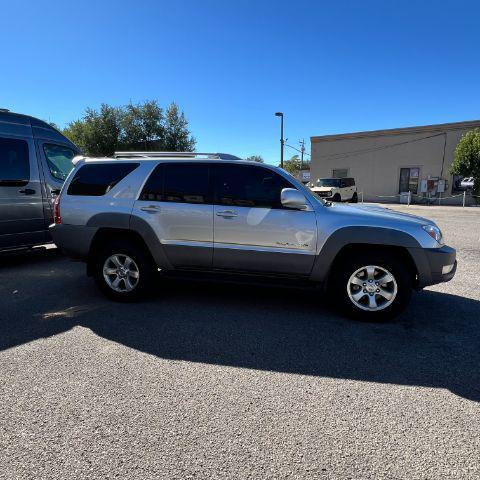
[1,204,479,479]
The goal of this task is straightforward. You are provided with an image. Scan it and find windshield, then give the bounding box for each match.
[316,178,341,187]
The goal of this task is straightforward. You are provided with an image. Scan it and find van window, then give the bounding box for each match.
[0,137,30,186]
[43,144,76,180]
[67,163,139,196]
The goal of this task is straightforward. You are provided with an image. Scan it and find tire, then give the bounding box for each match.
[329,250,412,321]
[92,239,155,302]
[350,192,358,203]
[332,193,341,202]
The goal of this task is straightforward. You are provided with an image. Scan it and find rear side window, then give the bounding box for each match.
[67,163,139,196]
[140,163,211,204]
[0,137,30,186]
[214,164,292,208]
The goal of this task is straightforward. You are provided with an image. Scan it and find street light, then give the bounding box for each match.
[275,112,284,169]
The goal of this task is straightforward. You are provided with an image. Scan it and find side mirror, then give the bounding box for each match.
[281,188,308,210]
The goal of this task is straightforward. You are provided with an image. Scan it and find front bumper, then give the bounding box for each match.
[410,245,457,288]
[425,245,457,284]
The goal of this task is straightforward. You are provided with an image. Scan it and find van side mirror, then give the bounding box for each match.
[281,188,308,210]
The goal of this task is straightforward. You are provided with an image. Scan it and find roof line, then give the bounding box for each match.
[311,119,480,142]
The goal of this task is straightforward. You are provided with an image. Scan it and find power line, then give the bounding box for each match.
[285,143,311,157]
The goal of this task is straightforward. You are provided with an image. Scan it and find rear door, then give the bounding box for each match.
[0,136,46,249]
[133,162,214,268]
[212,164,317,275]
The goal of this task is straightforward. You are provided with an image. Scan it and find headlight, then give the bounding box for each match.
[422,225,443,244]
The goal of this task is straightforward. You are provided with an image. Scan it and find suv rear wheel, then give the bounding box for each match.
[350,192,358,203]
[330,250,412,320]
[93,239,154,301]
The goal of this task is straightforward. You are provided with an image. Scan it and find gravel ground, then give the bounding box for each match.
[0,205,479,479]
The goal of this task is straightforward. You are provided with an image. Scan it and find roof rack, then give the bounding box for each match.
[113,151,242,160]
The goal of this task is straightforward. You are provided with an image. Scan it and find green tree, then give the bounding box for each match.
[245,155,264,163]
[63,104,121,156]
[280,155,310,175]
[163,103,196,152]
[450,129,480,196]
[62,100,195,156]
[120,100,165,151]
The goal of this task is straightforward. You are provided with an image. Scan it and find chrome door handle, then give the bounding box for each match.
[140,205,161,213]
[216,210,238,218]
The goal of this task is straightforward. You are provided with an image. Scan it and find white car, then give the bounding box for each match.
[460,177,474,190]
[310,177,357,202]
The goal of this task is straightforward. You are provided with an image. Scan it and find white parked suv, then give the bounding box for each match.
[310,177,357,202]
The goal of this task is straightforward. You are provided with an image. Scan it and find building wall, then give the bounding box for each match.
[310,121,480,204]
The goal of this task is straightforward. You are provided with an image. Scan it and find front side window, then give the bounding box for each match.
[67,163,139,196]
[0,137,30,185]
[140,163,211,204]
[43,144,76,181]
[214,165,292,208]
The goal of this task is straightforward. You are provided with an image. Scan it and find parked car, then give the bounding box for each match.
[460,177,475,190]
[50,152,456,320]
[310,177,357,202]
[0,109,80,253]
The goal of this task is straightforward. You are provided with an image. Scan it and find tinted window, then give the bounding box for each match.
[67,163,139,196]
[43,144,76,181]
[0,137,29,185]
[214,165,292,208]
[140,163,210,204]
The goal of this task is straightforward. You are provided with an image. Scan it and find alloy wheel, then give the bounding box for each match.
[103,254,140,293]
[347,265,397,311]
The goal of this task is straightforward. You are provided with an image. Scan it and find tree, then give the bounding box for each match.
[120,100,165,151]
[280,155,310,175]
[163,103,196,152]
[63,104,122,156]
[245,155,264,163]
[62,100,195,156]
[450,129,480,196]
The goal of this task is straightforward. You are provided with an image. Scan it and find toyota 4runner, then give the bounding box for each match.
[50,152,457,320]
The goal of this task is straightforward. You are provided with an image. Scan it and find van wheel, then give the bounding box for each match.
[330,250,412,321]
[93,240,154,301]
[332,193,341,202]
[350,192,358,203]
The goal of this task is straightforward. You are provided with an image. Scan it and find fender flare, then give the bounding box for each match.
[86,213,172,271]
[310,226,431,286]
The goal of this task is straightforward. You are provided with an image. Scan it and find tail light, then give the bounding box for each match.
[53,195,62,224]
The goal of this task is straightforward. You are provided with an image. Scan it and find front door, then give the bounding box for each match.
[36,141,78,226]
[133,162,213,268]
[0,136,46,249]
[212,164,317,275]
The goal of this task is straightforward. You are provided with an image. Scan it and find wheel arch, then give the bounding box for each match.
[311,226,428,288]
[86,223,171,276]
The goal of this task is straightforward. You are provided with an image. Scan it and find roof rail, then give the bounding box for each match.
[113,151,242,160]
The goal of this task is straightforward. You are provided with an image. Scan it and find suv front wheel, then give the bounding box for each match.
[93,239,154,301]
[330,250,412,320]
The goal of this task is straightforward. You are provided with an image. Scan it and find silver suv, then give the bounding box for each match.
[50,152,457,320]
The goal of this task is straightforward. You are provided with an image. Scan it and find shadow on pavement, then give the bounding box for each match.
[1,250,479,402]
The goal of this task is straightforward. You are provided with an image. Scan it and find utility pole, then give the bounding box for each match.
[299,139,305,170]
[275,112,284,168]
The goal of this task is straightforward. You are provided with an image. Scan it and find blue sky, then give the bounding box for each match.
[1,0,479,164]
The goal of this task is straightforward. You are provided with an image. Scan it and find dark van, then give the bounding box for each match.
[0,109,80,252]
